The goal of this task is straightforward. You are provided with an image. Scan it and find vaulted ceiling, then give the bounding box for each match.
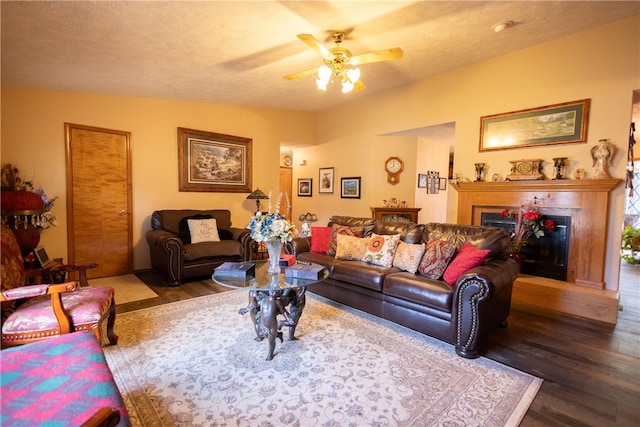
[2,1,638,112]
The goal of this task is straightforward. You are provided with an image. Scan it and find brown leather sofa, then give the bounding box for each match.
[146,209,252,286]
[285,215,519,358]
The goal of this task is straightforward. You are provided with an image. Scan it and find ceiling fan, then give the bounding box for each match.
[283,32,403,93]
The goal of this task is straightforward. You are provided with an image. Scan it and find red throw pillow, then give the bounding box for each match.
[443,242,491,286]
[310,227,332,254]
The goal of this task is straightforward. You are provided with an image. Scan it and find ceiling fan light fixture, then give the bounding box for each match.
[341,80,354,93]
[346,67,360,83]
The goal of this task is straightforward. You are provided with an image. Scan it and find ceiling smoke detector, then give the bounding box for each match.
[492,21,514,33]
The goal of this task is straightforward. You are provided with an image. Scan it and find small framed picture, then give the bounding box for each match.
[318,167,334,193]
[340,177,361,199]
[439,178,447,190]
[297,178,312,197]
[418,174,427,188]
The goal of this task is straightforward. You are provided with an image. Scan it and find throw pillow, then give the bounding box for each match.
[187,218,221,244]
[362,233,401,268]
[443,242,491,286]
[327,224,364,257]
[310,227,332,254]
[178,214,213,243]
[392,241,426,274]
[418,239,458,280]
[335,234,371,261]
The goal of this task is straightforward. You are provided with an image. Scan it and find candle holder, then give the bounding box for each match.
[553,157,568,180]
[474,163,485,182]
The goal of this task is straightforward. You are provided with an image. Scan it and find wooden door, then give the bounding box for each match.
[65,123,132,278]
[279,167,292,220]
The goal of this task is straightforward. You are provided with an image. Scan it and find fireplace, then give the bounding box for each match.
[481,213,570,281]
[450,179,622,324]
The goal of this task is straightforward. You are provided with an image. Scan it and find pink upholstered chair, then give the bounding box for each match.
[1,225,118,348]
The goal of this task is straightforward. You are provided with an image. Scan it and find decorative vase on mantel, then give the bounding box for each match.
[265,240,283,275]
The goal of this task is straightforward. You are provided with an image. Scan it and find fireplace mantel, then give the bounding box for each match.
[451,179,621,323]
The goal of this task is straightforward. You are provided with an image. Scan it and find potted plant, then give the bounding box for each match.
[621,225,640,265]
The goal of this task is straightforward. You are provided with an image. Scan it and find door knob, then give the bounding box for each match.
[119,210,126,216]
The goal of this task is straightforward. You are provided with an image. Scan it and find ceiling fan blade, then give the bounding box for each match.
[353,80,366,92]
[297,34,332,59]
[350,47,404,66]
[283,66,319,81]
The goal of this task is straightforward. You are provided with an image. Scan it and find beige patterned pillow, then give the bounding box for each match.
[335,234,371,260]
[392,241,427,273]
[362,233,401,267]
[327,224,364,256]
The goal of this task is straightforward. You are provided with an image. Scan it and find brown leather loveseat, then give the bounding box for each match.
[146,209,252,286]
[285,215,519,358]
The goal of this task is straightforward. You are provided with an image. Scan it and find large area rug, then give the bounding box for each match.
[104,290,541,426]
[90,274,158,305]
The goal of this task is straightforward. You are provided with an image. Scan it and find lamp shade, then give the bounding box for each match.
[1,190,44,215]
[246,188,269,200]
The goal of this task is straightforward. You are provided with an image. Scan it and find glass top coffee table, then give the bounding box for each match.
[212,261,328,360]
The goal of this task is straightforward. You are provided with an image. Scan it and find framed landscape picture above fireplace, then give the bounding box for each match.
[479,99,590,152]
[178,127,252,193]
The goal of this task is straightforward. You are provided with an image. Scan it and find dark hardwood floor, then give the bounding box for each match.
[122,264,640,426]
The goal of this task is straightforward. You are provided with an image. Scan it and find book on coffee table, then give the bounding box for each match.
[214,262,256,278]
[284,263,325,280]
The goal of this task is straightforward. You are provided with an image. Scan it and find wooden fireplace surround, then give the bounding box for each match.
[451,179,621,323]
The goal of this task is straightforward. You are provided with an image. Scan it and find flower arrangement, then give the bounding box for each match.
[247,190,297,243]
[501,203,555,253]
[1,163,59,229]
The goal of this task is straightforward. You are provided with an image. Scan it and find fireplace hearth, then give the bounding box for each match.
[481,213,570,281]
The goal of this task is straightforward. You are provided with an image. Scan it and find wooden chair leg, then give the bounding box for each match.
[105,296,119,345]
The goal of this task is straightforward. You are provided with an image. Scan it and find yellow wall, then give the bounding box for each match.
[309,15,639,291]
[2,16,639,291]
[1,89,316,269]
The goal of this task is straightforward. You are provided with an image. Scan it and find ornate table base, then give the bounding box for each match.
[238,287,306,360]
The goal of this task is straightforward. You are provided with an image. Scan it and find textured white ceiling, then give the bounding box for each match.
[2,1,639,113]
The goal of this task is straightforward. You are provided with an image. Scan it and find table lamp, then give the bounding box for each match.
[246,188,269,213]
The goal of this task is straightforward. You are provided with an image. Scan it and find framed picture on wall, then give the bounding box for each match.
[340,177,361,199]
[177,127,252,192]
[318,167,334,193]
[418,174,428,188]
[439,178,447,190]
[298,178,312,197]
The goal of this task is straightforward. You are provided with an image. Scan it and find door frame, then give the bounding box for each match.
[64,123,133,272]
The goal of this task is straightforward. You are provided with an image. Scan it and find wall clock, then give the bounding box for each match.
[283,155,293,167]
[384,157,404,184]
[506,159,544,180]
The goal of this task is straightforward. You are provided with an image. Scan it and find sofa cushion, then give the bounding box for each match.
[335,234,371,261]
[153,209,233,235]
[373,221,425,244]
[328,216,376,237]
[310,226,332,254]
[188,218,221,243]
[383,273,453,312]
[443,242,491,285]
[392,241,426,274]
[327,224,364,257]
[362,233,401,267]
[418,239,458,279]
[182,241,243,261]
[332,260,398,292]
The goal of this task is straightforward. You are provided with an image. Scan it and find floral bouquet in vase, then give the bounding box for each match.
[247,191,297,274]
[501,203,555,256]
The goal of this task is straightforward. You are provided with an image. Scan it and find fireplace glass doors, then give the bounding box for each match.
[481,213,571,281]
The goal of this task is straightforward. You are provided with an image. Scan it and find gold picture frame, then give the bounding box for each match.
[178,127,252,192]
[479,99,590,152]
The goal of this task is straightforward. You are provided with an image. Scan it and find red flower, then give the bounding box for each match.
[522,211,540,222]
[544,219,555,231]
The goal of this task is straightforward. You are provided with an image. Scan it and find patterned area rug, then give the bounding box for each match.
[104,290,541,426]
[90,274,158,305]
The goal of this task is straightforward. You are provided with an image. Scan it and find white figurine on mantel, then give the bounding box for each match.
[590,139,614,179]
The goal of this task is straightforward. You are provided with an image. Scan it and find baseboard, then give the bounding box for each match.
[512,275,619,324]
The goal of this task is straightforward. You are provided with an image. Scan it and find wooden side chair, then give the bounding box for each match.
[1,224,118,348]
